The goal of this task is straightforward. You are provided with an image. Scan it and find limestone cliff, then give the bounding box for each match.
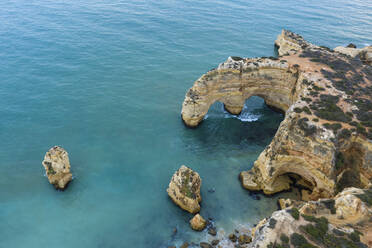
[249,187,372,248]
[181,30,372,200]
[334,45,372,66]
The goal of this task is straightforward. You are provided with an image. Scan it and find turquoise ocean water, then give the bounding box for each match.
[1,0,372,247]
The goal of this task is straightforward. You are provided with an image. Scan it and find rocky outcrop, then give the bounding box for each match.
[334,45,372,66]
[190,214,207,231]
[181,30,372,199]
[181,56,298,127]
[334,187,370,222]
[274,29,314,56]
[42,146,72,190]
[167,165,202,213]
[249,187,372,248]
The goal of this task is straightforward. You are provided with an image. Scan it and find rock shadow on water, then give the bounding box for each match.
[181,97,284,155]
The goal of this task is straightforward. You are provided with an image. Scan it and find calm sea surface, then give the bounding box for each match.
[1,0,371,247]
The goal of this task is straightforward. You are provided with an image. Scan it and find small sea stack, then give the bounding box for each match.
[42,146,72,190]
[190,214,207,231]
[167,165,202,213]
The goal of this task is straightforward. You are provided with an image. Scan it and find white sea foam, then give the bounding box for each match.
[223,105,261,122]
[236,112,260,122]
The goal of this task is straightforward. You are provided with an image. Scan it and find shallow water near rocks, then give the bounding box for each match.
[1,0,372,247]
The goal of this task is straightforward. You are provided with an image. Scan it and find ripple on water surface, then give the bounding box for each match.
[0,0,371,247]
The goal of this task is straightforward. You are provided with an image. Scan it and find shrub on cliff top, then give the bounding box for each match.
[301,97,312,103]
[298,118,317,137]
[313,85,325,91]
[336,169,362,193]
[338,129,351,140]
[280,234,289,243]
[348,231,361,242]
[335,152,345,170]
[300,216,328,244]
[311,95,351,123]
[302,106,312,115]
[231,56,243,61]
[323,123,342,132]
[355,189,372,206]
[294,107,303,113]
[290,233,315,248]
[322,199,336,214]
[290,208,300,220]
[268,218,277,229]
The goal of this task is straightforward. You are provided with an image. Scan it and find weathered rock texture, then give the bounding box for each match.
[42,146,72,190]
[181,30,372,200]
[334,45,372,66]
[167,165,202,213]
[190,214,207,231]
[249,187,372,248]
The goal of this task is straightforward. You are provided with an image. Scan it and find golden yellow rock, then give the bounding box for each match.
[181,29,372,200]
[334,187,369,222]
[334,45,372,65]
[42,146,72,190]
[250,187,372,248]
[167,165,201,213]
[189,214,206,231]
[301,189,311,201]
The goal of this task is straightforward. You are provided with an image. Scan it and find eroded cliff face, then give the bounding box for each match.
[181,30,372,200]
[181,57,299,127]
[334,45,372,66]
[249,187,372,248]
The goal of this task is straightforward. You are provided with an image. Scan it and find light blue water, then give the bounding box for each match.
[1,1,371,247]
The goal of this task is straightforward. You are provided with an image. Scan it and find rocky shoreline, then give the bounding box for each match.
[173,30,372,247]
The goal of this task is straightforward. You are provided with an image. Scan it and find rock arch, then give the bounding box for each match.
[181,57,300,127]
[181,30,372,199]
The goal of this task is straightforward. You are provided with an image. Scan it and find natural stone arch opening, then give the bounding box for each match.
[271,171,317,201]
[204,95,284,123]
[181,30,372,200]
[241,143,336,199]
[181,57,300,127]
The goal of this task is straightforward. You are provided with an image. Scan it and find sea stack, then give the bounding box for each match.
[167,165,202,213]
[42,146,72,190]
[190,214,207,231]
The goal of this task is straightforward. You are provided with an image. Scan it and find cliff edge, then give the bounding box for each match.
[181,30,372,200]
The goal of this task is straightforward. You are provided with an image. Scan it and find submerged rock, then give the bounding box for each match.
[208,226,217,236]
[167,165,201,213]
[228,233,237,242]
[42,146,72,190]
[190,214,207,231]
[180,242,189,248]
[238,234,252,244]
[211,240,219,246]
[199,242,212,248]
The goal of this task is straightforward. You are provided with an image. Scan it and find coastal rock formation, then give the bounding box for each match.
[250,187,372,248]
[334,45,372,66]
[42,146,72,190]
[334,187,370,222]
[190,214,207,231]
[181,29,372,199]
[167,165,202,213]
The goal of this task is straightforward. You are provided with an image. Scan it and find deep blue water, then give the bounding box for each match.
[1,1,371,247]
